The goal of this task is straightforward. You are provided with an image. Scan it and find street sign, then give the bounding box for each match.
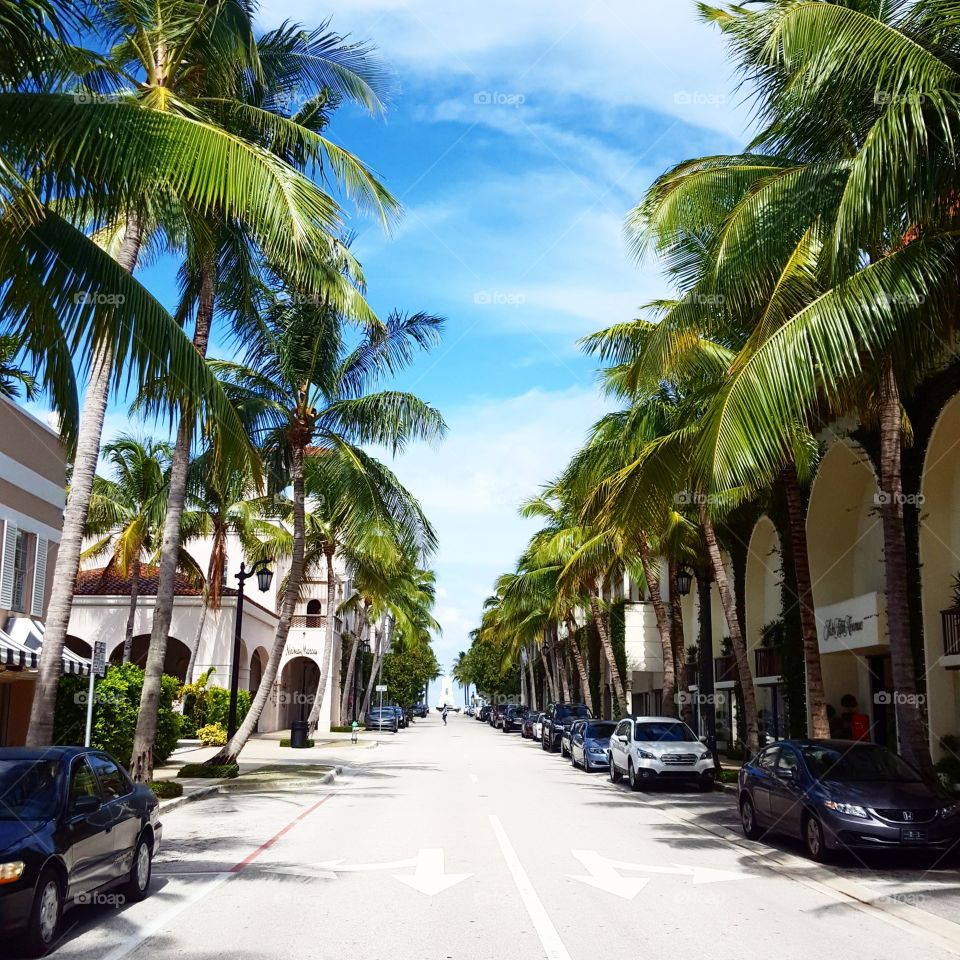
[376,684,387,692]
[92,640,107,677]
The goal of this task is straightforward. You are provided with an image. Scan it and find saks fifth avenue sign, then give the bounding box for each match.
[817,592,888,654]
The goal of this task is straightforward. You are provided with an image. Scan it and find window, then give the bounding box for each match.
[777,749,799,778]
[757,747,779,772]
[632,721,698,742]
[0,759,60,820]
[306,599,322,628]
[70,758,100,808]
[89,754,130,799]
[10,530,29,612]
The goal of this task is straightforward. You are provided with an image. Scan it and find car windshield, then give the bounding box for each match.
[0,759,62,820]
[633,721,698,742]
[586,722,616,739]
[801,745,921,783]
[556,705,590,720]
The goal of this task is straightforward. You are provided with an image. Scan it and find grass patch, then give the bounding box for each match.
[330,726,354,733]
[177,762,239,779]
[150,780,183,799]
[278,738,315,748]
[718,769,739,784]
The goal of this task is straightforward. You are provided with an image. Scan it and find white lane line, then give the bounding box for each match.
[489,815,571,960]
[100,873,232,960]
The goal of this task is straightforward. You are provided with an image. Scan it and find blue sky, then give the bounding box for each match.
[36,2,752,702]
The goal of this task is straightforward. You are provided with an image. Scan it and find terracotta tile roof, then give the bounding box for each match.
[75,565,208,597]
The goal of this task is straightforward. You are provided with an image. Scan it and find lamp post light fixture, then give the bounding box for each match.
[352,637,370,723]
[227,559,273,739]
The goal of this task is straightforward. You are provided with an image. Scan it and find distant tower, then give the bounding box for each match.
[437,675,456,708]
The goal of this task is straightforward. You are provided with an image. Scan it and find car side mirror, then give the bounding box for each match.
[699,735,708,744]
[779,767,796,782]
[617,735,628,743]
[72,794,100,816]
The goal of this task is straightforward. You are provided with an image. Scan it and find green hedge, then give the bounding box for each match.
[179,673,250,738]
[150,780,184,799]
[55,663,181,766]
[177,762,238,779]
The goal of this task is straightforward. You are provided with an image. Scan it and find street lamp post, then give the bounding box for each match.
[228,560,273,739]
[676,563,720,772]
[352,638,369,722]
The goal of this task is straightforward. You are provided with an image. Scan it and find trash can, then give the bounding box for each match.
[290,720,309,748]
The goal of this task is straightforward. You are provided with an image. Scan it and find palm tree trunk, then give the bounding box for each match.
[307,547,337,732]
[558,648,571,701]
[130,262,214,781]
[669,568,692,724]
[208,444,307,765]
[639,546,676,717]
[360,622,386,719]
[540,645,557,703]
[122,557,141,663]
[526,648,538,711]
[878,360,932,776]
[26,214,144,747]
[567,628,593,714]
[699,503,760,755]
[589,595,625,712]
[340,605,368,722]
[184,592,209,685]
[781,460,830,738]
[520,654,528,708]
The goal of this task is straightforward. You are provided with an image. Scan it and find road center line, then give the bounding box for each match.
[100,791,335,960]
[489,815,571,960]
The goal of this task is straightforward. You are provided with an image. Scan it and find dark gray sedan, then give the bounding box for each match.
[738,739,960,861]
[365,708,399,733]
[571,720,617,771]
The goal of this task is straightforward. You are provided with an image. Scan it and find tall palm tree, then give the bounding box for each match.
[82,437,172,662]
[0,334,36,399]
[201,299,443,768]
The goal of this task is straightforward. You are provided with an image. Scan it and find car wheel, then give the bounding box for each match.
[541,736,548,751]
[609,756,622,783]
[561,743,567,757]
[803,813,829,863]
[125,833,153,902]
[21,866,61,957]
[740,795,763,840]
[628,760,642,792]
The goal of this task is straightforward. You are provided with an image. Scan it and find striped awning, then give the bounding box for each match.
[0,619,90,676]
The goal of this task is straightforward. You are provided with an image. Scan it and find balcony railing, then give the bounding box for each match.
[754,647,782,679]
[713,655,738,684]
[943,609,960,658]
[290,614,343,632]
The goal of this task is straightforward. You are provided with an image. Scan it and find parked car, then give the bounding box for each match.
[541,703,591,753]
[410,703,428,719]
[390,705,407,729]
[0,747,162,956]
[571,720,617,771]
[533,712,545,741]
[501,705,525,733]
[478,705,492,723]
[738,739,960,861]
[608,716,715,791]
[491,703,510,729]
[520,711,537,739]
[365,708,399,733]
[561,719,586,758]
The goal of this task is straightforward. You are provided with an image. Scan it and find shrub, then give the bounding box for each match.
[177,762,238,779]
[279,738,315,748]
[330,726,353,733]
[196,723,227,746]
[178,670,250,736]
[150,780,183,799]
[55,663,181,766]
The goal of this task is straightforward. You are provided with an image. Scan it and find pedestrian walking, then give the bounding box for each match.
[442,705,448,726]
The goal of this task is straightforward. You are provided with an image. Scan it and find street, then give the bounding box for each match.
[37,715,960,960]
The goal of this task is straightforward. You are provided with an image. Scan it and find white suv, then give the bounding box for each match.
[608,716,715,792]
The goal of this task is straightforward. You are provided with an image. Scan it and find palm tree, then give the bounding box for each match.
[201,298,444,768]
[82,437,173,662]
[0,335,36,399]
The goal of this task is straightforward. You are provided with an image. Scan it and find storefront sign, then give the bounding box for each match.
[817,592,888,654]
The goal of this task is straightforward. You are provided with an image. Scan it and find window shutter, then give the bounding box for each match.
[31,536,48,617]
[0,520,17,608]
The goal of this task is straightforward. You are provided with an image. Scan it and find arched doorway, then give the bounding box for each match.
[109,635,192,682]
[249,647,269,696]
[278,656,321,726]
[807,439,890,745]
[920,392,960,760]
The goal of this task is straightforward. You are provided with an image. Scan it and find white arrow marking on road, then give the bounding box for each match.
[569,850,756,896]
[316,856,417,873]
[567,851,650,900]
[393,848,472,896]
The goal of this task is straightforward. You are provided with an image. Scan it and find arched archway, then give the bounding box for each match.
[278,656,321,726]
[249,646,269,696]
[65,636,92,658]
[920,391,960,759]
[306,599,322,628]
[807,439,890,745]
[109,635,191,682]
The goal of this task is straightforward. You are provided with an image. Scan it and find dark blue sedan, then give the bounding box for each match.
[738,739,960,861]
[0,747,162,956]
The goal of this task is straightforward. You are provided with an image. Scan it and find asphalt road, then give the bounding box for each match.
[28,714,960,960]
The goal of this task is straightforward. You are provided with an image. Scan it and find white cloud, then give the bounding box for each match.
[378,384,611,669]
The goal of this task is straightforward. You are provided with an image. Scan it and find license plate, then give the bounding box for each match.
[901,828,928,842]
